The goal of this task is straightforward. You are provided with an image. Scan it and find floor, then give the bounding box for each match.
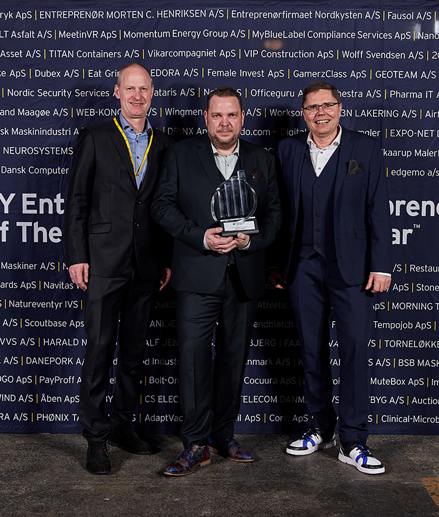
[1,433,438,516]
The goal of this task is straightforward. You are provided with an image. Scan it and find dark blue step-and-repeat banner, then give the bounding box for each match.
[0,0,438,435]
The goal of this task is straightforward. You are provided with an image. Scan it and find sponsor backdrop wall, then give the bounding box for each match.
[0,0,438,436]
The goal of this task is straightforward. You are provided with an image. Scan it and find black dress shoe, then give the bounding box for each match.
[86,443,111,475]
[108,424,156,455]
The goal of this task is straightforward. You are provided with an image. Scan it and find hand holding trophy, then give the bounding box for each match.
[210,170,259,237]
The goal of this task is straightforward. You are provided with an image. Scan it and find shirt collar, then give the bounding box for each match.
[307,125,342,151]
[211,140,240,157]
[119,114,151,135]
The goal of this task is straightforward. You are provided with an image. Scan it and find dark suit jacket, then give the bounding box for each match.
[276,127,392,286]
[151,134,282,299]
[65,118,173,280]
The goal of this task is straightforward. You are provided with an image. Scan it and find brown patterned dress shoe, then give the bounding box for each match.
[208,437,254,462]
[164,444,210,476]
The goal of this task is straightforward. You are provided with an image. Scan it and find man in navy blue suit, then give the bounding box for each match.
[270,81,392,475]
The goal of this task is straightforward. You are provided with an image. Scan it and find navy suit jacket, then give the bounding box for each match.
[65,119,173,280]
[276,127,392,286]
[151,134,282,299]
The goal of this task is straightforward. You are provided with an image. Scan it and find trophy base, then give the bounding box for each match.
[221,217,259,237]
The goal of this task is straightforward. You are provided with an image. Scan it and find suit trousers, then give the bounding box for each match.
[79,263,159,443]
[288,254,373,444]
[176,265,259,448]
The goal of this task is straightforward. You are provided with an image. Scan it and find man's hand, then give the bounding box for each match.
[365,273,391,293]
[205,227,237,254]
[233,232,250,249]
[69,263,89,291]
[268,267,286,290]
[159,268,171,291]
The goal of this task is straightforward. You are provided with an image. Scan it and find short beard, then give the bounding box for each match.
[208,131,239,152]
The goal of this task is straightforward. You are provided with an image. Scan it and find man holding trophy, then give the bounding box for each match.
[152,86,282,476]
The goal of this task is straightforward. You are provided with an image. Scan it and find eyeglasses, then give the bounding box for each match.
[302,102,340,113]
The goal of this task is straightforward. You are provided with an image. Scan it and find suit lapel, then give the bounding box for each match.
[293,139,307,211]
[110,118,137,190]
[237,140,255,182]
[334,126,354,203]
[139,130,158,195]
[197,135,221,189]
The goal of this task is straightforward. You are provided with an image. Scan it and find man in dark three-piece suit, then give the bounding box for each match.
[270,81,392,475]
[152,87,282,476]
[65,63,172,474]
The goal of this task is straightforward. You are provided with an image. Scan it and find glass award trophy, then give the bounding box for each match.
[210,170,259,237]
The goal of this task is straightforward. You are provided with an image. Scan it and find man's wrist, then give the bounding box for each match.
[203,232,211,251]
[238,236,251,250]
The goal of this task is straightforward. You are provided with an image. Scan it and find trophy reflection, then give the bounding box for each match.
[210,170,259,237]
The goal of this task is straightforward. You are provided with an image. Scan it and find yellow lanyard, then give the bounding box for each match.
[113,117,154,179]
